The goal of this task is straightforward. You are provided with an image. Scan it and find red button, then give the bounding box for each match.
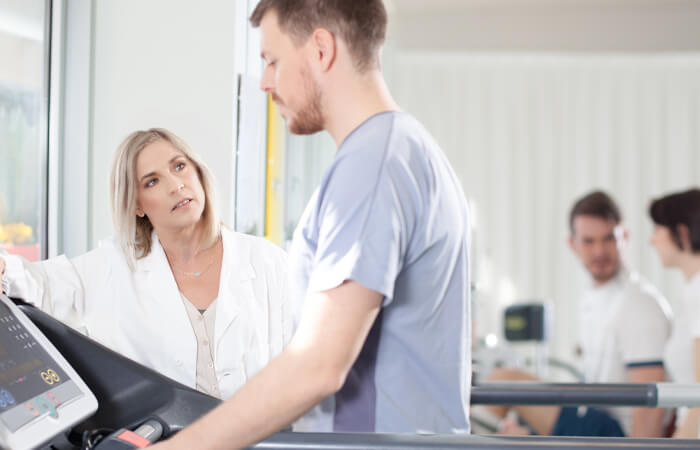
[117,430,151,448]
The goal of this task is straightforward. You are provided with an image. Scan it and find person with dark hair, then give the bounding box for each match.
[152,1,471,448]
[649,188,700,438]
[481,190,671,438]
[568,191,624,284]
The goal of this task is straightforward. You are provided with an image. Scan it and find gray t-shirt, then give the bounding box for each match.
[289,111,471,433]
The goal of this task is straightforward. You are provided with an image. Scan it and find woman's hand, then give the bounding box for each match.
[1,256,6,294]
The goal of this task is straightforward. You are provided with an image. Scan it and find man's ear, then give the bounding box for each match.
[311,28,336,72]
[568,235,576,253]
[615,224,629,249]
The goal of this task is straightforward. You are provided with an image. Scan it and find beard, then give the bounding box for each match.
[275,65,324,135]
[588,259,620,283]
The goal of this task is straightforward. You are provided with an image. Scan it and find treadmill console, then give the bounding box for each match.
[0,294,97,449]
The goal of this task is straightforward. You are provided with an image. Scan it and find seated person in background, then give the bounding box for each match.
[0,128,291,399]
[649,188,700,438]
[485,190,671,437]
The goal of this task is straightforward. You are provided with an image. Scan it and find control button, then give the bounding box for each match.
[46,390,60,406]
[208,362,214,369]
[0,389,12,406]
[25,402,40,417]
[175,359,183,366]
[203,340,209,346]
[35,396,58,418]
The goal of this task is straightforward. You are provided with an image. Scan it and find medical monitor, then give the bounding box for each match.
[0,294,97,449]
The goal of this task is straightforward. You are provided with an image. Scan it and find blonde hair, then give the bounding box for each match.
[110,128,221,270]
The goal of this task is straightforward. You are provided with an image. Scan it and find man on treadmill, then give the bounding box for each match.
[153,1,471,448]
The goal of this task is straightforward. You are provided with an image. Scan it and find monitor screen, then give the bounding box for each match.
[0,300,83,432]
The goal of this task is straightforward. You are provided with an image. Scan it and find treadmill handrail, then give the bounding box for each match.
[657,383,700,408]
[471,382,658,407]
[252,431,700,449]
[472,382,700,408]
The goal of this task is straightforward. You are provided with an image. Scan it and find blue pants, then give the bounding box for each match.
[551,406,625,437]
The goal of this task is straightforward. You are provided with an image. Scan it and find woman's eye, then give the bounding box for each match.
[175,162,186,171]
[145,179,157,188]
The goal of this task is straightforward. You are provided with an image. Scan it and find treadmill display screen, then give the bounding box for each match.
[0,301,82,432]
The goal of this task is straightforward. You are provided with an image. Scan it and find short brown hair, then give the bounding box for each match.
[569,191,622,235]
[250,0,387,72]
[649,188,700,253]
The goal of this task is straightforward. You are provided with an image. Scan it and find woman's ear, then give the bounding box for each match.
[690,211,700,253]
[677,224,691,252]
[136,207,145,218]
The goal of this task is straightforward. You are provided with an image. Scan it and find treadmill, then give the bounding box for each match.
[2,294,699,450]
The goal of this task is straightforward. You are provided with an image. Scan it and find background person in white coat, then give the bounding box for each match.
[0,128,291,399]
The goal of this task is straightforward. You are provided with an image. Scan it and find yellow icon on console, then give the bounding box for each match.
[40,369,60,385]
[47,369,60,382]
[40,372,53,385]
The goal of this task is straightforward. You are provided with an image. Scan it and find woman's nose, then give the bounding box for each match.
[168,177,184,194]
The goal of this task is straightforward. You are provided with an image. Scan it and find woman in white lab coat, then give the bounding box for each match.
[0,128,291,400]
[649,187,700,438]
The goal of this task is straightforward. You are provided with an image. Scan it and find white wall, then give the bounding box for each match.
[89,0,237,246]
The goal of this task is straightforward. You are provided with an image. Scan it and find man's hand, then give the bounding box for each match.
[146,441,173,450]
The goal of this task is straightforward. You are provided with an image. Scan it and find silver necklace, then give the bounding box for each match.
[176,259,215,277]
[169,238,221,277]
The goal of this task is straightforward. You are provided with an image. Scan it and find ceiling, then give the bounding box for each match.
[386,0,700,51]
[389,0,696,12]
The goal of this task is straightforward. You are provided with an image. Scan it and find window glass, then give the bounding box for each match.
[0,0,48,261]
[283,131,335,246]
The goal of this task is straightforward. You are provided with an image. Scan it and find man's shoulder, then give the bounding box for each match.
[326,113,435,197]
[341,111,434,159]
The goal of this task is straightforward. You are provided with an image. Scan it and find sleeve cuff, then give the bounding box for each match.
[1,272,8,295]
[3,253,28,297]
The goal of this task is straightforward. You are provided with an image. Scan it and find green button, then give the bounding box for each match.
[35,396,57,418]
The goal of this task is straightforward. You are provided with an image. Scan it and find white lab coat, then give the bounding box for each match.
[3,227,291,399]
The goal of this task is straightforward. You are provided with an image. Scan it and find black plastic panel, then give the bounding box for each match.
[13,299,220,436]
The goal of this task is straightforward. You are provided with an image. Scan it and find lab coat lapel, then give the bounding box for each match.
[215,230,261,359]
[134,234,195,349]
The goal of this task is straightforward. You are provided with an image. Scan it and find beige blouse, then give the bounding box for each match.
[181,293,221,398]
